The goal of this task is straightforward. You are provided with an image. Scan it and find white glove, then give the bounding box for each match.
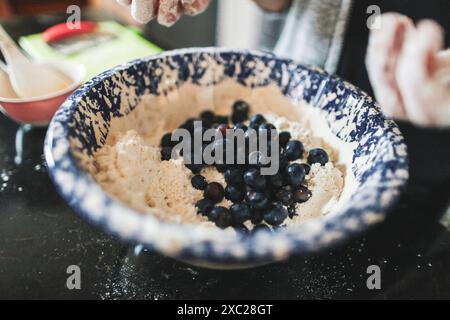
[366,13,450,127]
[117,0,211,26]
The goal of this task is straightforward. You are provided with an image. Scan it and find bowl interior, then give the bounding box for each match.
[0,61,86,126]
[0,61,85,103]
[46,49,409,265]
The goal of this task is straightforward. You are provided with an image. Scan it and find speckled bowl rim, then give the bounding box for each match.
[44,48,409,265]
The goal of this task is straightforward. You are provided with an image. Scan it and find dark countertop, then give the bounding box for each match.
[0,13,450,300]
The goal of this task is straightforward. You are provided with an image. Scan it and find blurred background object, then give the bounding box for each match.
[216,0,262,49]
[90,0,219,49]
[88,0,281,50]
[0,0,278,50]
[216,0,286,51]
[19,21,162,79]
[0,0,88,18]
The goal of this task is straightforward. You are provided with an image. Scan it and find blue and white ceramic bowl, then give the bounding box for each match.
[44,48,409,269]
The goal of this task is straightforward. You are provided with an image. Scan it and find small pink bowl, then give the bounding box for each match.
[0,61,86,126]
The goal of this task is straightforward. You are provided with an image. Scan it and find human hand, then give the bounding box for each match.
[366,13,450,127]
[117,0,211,26]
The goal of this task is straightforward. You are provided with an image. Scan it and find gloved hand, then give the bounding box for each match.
[366,13,450,127]
[117,0,211,26]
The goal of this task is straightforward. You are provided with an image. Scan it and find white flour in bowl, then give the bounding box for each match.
[90,80,357,228]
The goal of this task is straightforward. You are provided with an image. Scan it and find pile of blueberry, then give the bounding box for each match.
[160,100,329,233]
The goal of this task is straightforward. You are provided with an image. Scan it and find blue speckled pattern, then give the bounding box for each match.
[44,48,409,268]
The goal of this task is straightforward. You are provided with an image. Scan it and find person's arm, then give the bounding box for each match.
[253,0,292,12]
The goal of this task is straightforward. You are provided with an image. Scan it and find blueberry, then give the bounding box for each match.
[230,203,252,224]
[259,127,277,149]
[300,163,311,175]
[244,127,258,139]
[249,114,266,129]
[213,138,231,156]
[233,123,248,132]
[261,139,273,157]
[161,133,173,148]
[195,198,215,216]
[288,204,297,218]
[214,115,229,125]
[259,122,276,130]
[209,206,232,229]
[233,100,250,115]
[217,123,231,137]
[161,147,172,161]
[279,155,289,170]
[233,224,250,234]
[213,139,232,169]
[245,184,254,193]
[293,185,312,203]
[252,224,272,234]
[246,191,269,210]
[191,175,208,190]
[200,110,215,124]
[232,110,249,124]
[278,131,291,148]
[180,118,197,133]
[308,148,329,166]
[248,151,270,168]
[204,182,225,203]
[193,124,207,139]
[272,225,286,232]
[250,210,264,225]
[285,163,306,187]
[268,172,284,189]
[235,146,249,166]
[275,189,294,206]
[185,163,204,174]
[215,163,228,173]
[258,123,277,137]
[264,202,289,226]
[243,168,266,190]
[224,168,244,186]
[225,185,245,202]
[284,140,304,161]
